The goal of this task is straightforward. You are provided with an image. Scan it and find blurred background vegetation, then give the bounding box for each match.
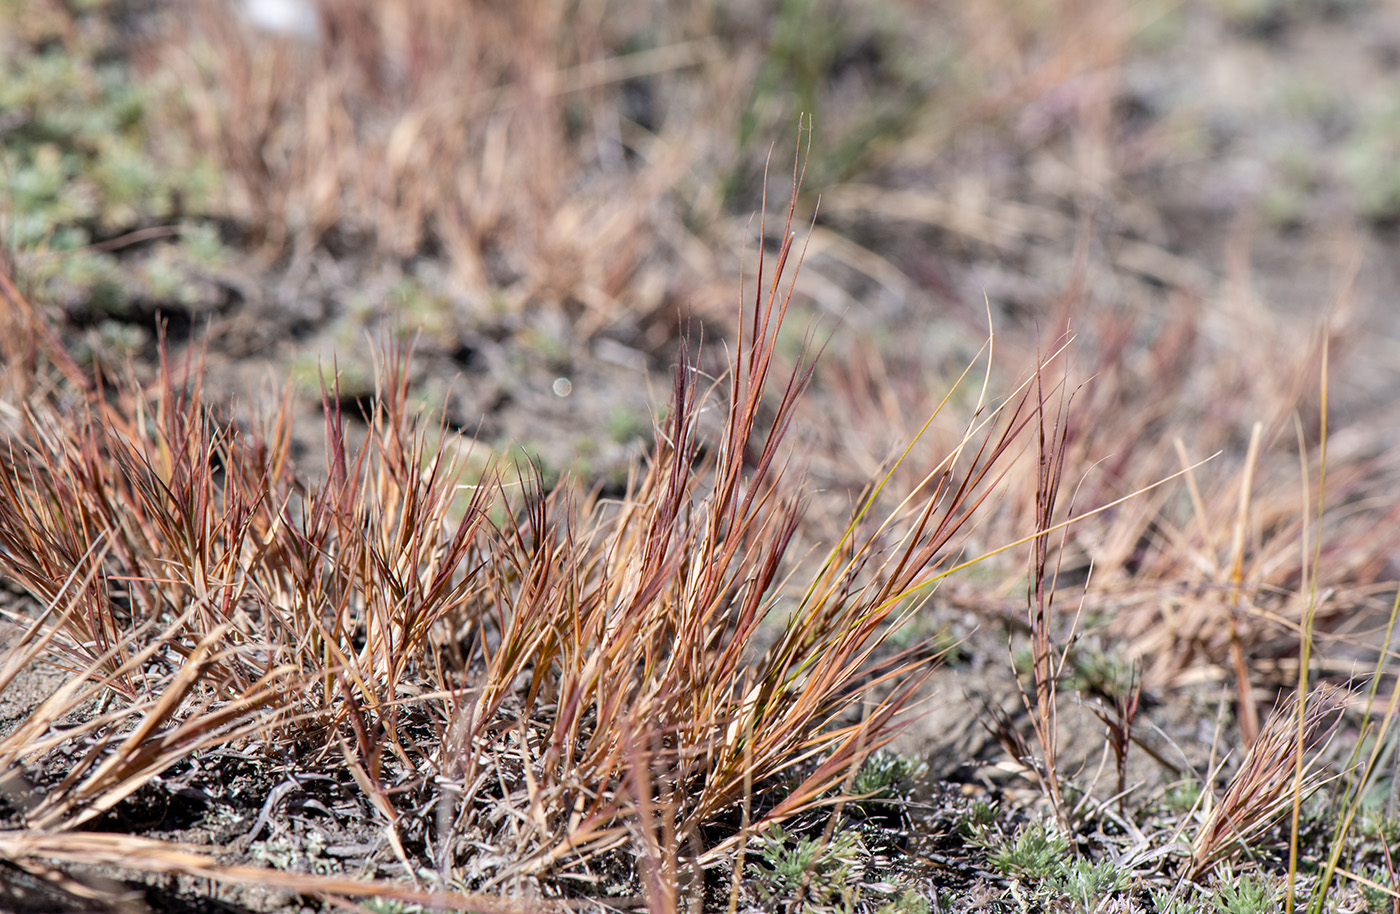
[5,0,1399,353]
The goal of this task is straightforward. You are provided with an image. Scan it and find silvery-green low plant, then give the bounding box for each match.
[747,823,867,910]
[1211,872,1280,914]
[984,819,1071,883]
[1,7,225,316]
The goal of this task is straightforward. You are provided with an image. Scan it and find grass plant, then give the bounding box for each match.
[1190,685,1349,880]
[0,160,1058,906]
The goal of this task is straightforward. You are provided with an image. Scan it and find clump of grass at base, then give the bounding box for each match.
[0,170,1053,900]
[975,819,1132,913]
[434,169,1052,881]
[1191,685,1349,880]
[1211,872,1281,914]
[740,815,931,913]
[1359,865,1397,914]
[1151,880,1283,914]
[1053,859,1131,913]
[959,798,998,834]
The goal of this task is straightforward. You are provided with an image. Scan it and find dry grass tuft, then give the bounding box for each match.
[0,322,494,827]
[1190,683,1350,880]
[424,163,1053,881]
[0,166,1050,897]
[5,2,1400,909]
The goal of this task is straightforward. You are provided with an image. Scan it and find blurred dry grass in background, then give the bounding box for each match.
[155,0,744,336]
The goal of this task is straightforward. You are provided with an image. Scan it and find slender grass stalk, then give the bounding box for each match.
[1287,340,1328,913]
[1025,358,1074,834]
[1306,585,1400,914]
